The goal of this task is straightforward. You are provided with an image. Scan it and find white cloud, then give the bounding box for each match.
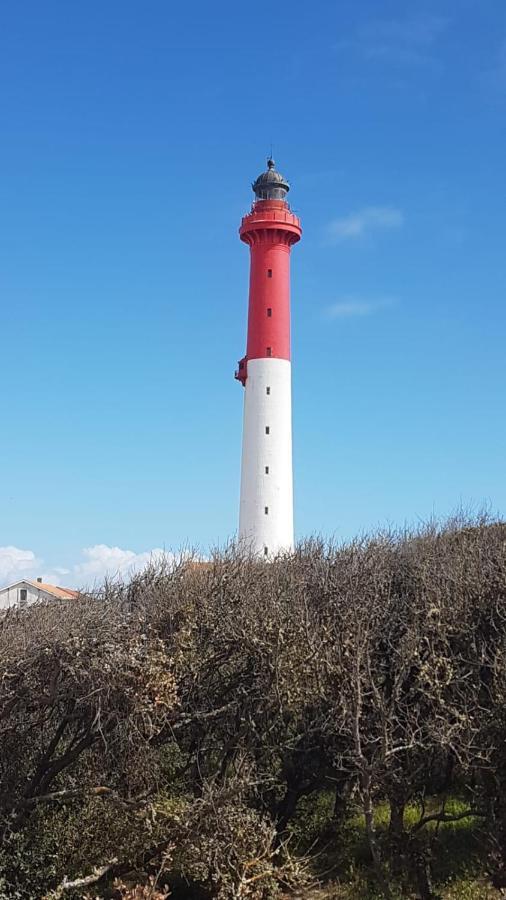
[337,15,449,66]
[362,15,448,47]
[326,297,396,319]
[74,544,167,587]
[327,206,403,243]
[0,544,169,589]
[36,567,71,586]
[0,546,40,585]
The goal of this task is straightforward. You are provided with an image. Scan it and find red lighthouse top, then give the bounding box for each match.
[240,157,301,243]
[235,160,301,385]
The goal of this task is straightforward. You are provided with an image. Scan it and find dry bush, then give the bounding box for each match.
[0,517,505,898]
[109,878,170,899]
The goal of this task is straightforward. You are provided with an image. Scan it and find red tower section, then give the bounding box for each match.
[235,165,301,386]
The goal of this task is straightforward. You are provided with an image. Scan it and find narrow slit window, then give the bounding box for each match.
[267,308,272,317]
[267,269,272,278]
[265,466,269,474]
[265,426,270,434]
[266,386,270,395]
[266,347,272,357]
[264,546,268,556]
[264,506,269,515]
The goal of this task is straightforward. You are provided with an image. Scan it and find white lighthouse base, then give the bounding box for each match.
[238,357,294,556]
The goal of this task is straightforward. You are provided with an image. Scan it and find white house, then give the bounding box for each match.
[0,578,79,610]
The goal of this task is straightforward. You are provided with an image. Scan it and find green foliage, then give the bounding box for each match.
[288,792,492,898]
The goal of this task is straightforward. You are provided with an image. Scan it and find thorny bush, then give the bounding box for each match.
[0,515,505,898]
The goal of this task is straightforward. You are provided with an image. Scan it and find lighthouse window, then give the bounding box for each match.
[267,269,272,278]
[266,347,272,357]
[267,308,272,317]
[266,386,270,395]
[265,466,269,474]
[265,426,270,434]
[264,506,269,515]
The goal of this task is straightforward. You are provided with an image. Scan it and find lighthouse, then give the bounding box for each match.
[235,159,302,556]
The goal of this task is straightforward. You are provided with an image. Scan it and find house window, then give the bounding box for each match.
[264,506,269,515]
[265,466,269,474]
[265,426,270,434]
[19,588,27,605]
[266,386,270,395]
[267,269,272,278]
[267,308,272,317]
[266,347,272,357]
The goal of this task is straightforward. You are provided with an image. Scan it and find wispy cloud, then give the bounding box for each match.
[326,206,404,243]
[482,38,506,93]
[337,14,449,66]
[326,297,396,319]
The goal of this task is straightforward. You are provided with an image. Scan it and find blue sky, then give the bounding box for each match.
[1,0,505,586]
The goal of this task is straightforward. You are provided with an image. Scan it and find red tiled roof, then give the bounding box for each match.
[27,581,79,600]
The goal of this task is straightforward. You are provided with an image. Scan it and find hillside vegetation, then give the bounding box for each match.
[1,516,506,899]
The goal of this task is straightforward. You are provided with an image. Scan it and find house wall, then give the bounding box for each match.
[0,582,55,610]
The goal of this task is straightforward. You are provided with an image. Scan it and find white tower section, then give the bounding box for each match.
[239,358,293,555]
